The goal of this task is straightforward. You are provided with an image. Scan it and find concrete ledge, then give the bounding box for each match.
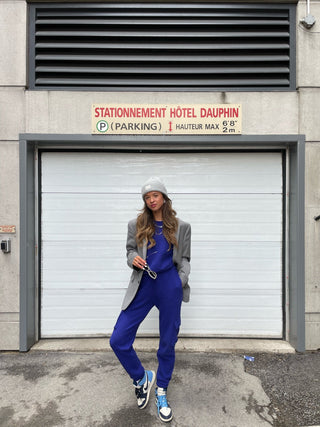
[31,338,295,353]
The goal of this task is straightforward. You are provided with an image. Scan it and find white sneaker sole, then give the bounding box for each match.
[139,370,155,410]
[158,411,173,423]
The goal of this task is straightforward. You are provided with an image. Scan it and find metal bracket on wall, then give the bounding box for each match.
[300,0,316,29]
[1,239,11,253]
[300,14,316,29]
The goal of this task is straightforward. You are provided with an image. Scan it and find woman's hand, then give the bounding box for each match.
[133,256,146,270]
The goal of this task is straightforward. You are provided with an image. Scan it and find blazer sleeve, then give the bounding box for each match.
[126,219,140,271]
[178,222,191,287]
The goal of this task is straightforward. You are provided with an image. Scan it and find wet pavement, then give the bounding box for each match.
[244,352,320,427]
[0,349,319,427]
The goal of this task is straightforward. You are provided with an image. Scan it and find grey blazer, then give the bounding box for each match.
[121,218,191,311]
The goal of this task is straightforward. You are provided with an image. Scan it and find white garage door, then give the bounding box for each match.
[41,151,283,338]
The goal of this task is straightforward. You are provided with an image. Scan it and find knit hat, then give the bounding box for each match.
[141,177,168,199]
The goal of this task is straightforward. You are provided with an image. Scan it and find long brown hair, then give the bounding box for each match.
[136,194,178,249]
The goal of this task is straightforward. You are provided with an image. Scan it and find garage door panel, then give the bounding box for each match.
[197,281,281,291]
[180,286,282,336]
[193,276,282,290]
[41,151,283,338]
[42,241,128,286]
[40,274,128,289]
[194,242,282,265]
[182,307,282,322]
[42,290,121,308]
[174,194,282,214]
[174,194,282,242]
[192,241,281,286]
[41,297,159,337]
[42,193,282,241]
[41,193,141,240]
[184,289,281,305]
[181,318,282,337]
[42,193,282,220]
[41,282,127,292]
[41,241,281,290]
[42,319,112,337]
[41,291,123,337]
[42,152,282,194]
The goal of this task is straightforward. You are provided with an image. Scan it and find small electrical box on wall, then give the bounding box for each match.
[1,239,11,253]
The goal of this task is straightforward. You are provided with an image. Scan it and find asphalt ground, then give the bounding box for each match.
[244,351,320,427]
[0,349,319,427]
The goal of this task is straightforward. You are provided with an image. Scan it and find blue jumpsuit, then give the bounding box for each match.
[110,221,183,388]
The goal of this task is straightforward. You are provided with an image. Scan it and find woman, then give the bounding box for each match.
[110,177,191,423]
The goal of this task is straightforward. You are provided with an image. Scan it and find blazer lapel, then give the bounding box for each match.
[142,242,147,260]
[173,219,181,260]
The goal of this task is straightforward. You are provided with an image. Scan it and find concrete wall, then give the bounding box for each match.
[0,0,319,350]
[297,0,320,350]
[0,0,26,350]
[25,91,299,135]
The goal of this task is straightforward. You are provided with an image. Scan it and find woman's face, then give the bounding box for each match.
[144,191,165,215]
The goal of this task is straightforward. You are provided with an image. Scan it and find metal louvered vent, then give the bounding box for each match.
[29,3,296,91]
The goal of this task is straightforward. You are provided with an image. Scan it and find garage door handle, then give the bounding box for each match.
[314,215,320,221]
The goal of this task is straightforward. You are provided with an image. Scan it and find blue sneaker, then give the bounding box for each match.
[133,370,155,409]
[155,387,173,422]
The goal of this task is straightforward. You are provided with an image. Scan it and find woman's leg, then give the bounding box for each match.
[110,278,154,382]
[155,268,183,388]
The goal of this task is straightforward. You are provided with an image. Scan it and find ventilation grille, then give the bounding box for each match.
[29,3,295,90]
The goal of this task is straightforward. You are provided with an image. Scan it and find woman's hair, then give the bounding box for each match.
[136,194,178,249]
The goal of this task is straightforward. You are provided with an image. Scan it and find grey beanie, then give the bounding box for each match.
[141,177,168,199]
